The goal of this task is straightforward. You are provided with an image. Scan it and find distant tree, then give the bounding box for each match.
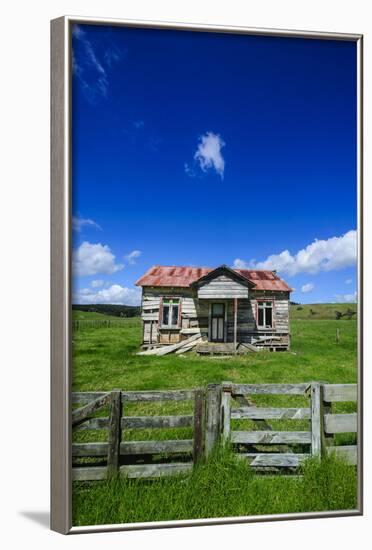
[344,308,356,320]
[335,311,343,320]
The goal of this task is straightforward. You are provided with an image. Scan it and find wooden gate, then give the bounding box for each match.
[219,382,357,468]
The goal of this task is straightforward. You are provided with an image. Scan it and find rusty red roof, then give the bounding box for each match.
[135,265,292,292]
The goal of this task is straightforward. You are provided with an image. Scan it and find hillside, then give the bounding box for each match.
[72,303,356,321]
[72,304,140,318]
[290,303,357,321]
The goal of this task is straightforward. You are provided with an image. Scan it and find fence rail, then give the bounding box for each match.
[72,382,358,481]
[73,319,129,331]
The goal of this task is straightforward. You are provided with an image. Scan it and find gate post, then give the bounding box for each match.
[310,382,326,458]
[107,390,122,476]
[193,388,206,464]
[221,382,232,443]
[205,384,222,457]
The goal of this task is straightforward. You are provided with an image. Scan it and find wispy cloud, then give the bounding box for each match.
[125,250,142,265]
[233,230,357,276]
[90,279,104,288]
[72,215,101,232]
[72,241,124,277]
[72,24,124,102]
[133,120,145,130]
[345,278,353,285]
[186,132,226,179]
[334,291,357,303]
[73,284,141,305]
[301,283,314,293]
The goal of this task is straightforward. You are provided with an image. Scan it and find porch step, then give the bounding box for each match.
[197,343,240,355]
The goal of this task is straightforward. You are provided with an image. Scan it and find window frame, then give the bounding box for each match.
[256,299,275,330]
[159,297,182,328]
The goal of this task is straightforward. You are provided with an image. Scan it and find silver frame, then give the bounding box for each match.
[51,15,363,534]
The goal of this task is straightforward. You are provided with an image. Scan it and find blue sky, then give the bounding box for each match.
[71,24,357,306]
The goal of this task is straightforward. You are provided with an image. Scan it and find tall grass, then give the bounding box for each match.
[72,447,357,526]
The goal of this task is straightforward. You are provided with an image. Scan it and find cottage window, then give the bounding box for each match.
[257,301,273,328]
[162,299,180,327]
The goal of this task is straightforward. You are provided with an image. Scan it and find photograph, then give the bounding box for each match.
[68,20,360,528]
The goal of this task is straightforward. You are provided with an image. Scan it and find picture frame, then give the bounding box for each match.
[51,15,363,534]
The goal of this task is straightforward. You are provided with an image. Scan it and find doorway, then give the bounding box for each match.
[210,303,225,342]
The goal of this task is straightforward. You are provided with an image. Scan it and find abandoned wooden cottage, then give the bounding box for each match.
[135,265,292,354]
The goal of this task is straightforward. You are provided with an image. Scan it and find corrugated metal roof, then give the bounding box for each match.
[135,265,292,292]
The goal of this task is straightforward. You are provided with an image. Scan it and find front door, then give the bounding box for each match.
[210,303,225,342]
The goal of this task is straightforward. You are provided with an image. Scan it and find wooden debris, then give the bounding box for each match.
[239,342,260,353]
[137,333,202,356]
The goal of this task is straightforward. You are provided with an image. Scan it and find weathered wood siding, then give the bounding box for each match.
[250,291,290,334]
[197,274,249,299]
[141,287,290,345]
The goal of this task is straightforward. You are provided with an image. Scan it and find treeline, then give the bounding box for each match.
[72,304,140,318]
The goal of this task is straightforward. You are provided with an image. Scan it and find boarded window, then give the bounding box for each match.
[161,299,180,327]
[257,301,273,328]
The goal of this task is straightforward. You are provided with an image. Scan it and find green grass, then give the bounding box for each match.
[72,447,357,526]
[72,308,358,526]
[72,317,357,392]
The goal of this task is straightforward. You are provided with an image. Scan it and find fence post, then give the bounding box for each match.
[221,382,232,443]
[310,382,325,458]
[205,384,222,458]
[193,388,205,464]
[107,390,122,476]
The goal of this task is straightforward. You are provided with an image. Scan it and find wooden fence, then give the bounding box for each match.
[72,382,357,481]
[73,319,128,331]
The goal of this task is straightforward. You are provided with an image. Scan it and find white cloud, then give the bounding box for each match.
[233,230,357,276]
[91,279,104,288]
[189,132,225,179]
[345,278,353,285]
[301,283,314,293]
[72,241,124,277]
[72,216,101,232]
[334,291,357,303]
[125,250,142,265]
[232,258,249,269]
[73,284,141,305]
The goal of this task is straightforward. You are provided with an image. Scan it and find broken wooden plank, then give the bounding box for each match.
[137,334,202,356]
[239,342,260,353]
[252,335,283,343]
[238,453,308,468]
[175,340,201,354]
[154,333,202,356]
[231,407,311,420]
[120,462,192,479]
[231,430,311,445]
[72,462,193,481]
[72,392,111,426]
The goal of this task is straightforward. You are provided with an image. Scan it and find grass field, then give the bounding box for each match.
[290,302,357,321]
[72,305,358,526]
